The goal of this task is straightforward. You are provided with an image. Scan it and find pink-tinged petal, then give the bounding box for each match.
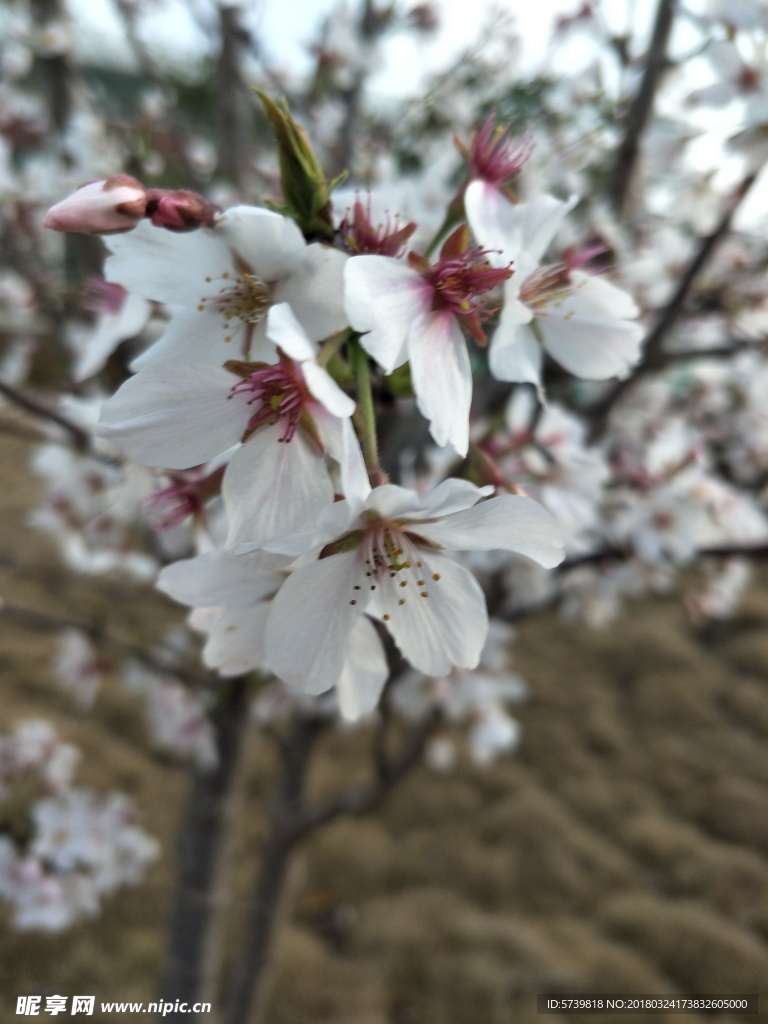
[157,551,280,607]
[98,364,242,468]
[223,428,335,549]
[344,256,430,372]
[415,494,565,567]
[336,617,388,720]
[374,552,488,676]
[275,244,349,341]
[265,303,316,362]
[214,206,306,281]
[104,220,234,306]
[202,605,270,676]
[408,310,472,456]
[265,551,368,694]
[488,317,543,391]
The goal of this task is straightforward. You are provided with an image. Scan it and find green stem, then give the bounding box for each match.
[350,338,382,484]
[422,194,464,259]
[316,330,349,367]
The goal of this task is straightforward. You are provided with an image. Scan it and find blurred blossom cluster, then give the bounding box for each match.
[0,722,157,931]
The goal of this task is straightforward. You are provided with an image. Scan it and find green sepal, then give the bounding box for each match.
[320,530,364,559]
[385,362,413,398]
[255,90,342,240]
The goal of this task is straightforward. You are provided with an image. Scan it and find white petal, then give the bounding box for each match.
[415,494,566,568]
[275,244,349,341]
[415,478,493,518]
[104,220,234,306]
[538,277,644,380]
[215,206,306,281]
[265,551,367,694]
[265,302,316,362]
[131,308,231,370]
[466,184,577,263]
[303,361,356,417]
[489,318,543,391]
[223,428,335,548]
[377,552,488,676]
[74,294,151,381]
[336,617,388,720]
[157,550,280,607]
[408,311,472,456]
[203,605,269,676]
[344,256,429,372]
[98,364,242,468]
[317,415,371,505]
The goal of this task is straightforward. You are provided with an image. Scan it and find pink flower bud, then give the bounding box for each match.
[144,189,220,232]
[43,175,147,234]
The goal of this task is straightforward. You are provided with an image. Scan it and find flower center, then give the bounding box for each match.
[519,263,573,313]
[346,520,443,619]
[426,247,511,320]
[199,270,272,345]
[227,359,307,443]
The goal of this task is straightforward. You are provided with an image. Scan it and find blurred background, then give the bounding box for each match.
[2,0,768,1022]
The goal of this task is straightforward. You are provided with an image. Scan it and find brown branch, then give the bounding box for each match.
[0,378,92,451]
[224,712,328,1024]
[607,0,677,215]
[1,601,209,689]
[295,712,437,833]
[216,4,251,191]
[162,677,250,1020]
[587,172,758,441]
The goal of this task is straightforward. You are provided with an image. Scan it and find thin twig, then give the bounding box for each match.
[607,0,677,215]
[1,601,209,689]
[0,378,92,451]
[295,713,437,833]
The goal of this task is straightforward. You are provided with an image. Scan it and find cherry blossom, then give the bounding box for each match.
[345,226,512,455]
[104,205,348,370]
[465,182,644,395]
[264,479,564,698]
[98,303,364,549]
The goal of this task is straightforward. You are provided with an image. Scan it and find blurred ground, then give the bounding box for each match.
[2,420,768,1024]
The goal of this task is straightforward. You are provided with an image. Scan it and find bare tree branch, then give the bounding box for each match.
[607,0,677,215]
[162,677,250,1021]
[0,378,93,451]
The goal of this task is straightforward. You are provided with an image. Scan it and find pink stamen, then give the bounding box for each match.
[342,196,416,257]
[459,115,533,189]
[228,359,308,443]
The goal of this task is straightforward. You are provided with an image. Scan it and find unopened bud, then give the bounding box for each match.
[144,189,220,232]
[43,175,147,234]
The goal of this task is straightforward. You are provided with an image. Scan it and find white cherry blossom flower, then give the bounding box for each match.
[344,227,512,456]
[158,548,388,720]
[465,182,643,395]
[104,205,348,369]
[264,479,565,698]
[99,304,365,549]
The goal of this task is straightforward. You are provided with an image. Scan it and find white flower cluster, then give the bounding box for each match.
[0,721,158,931]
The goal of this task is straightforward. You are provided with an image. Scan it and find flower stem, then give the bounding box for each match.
[350,337,384,485]
[316,329,350,367]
